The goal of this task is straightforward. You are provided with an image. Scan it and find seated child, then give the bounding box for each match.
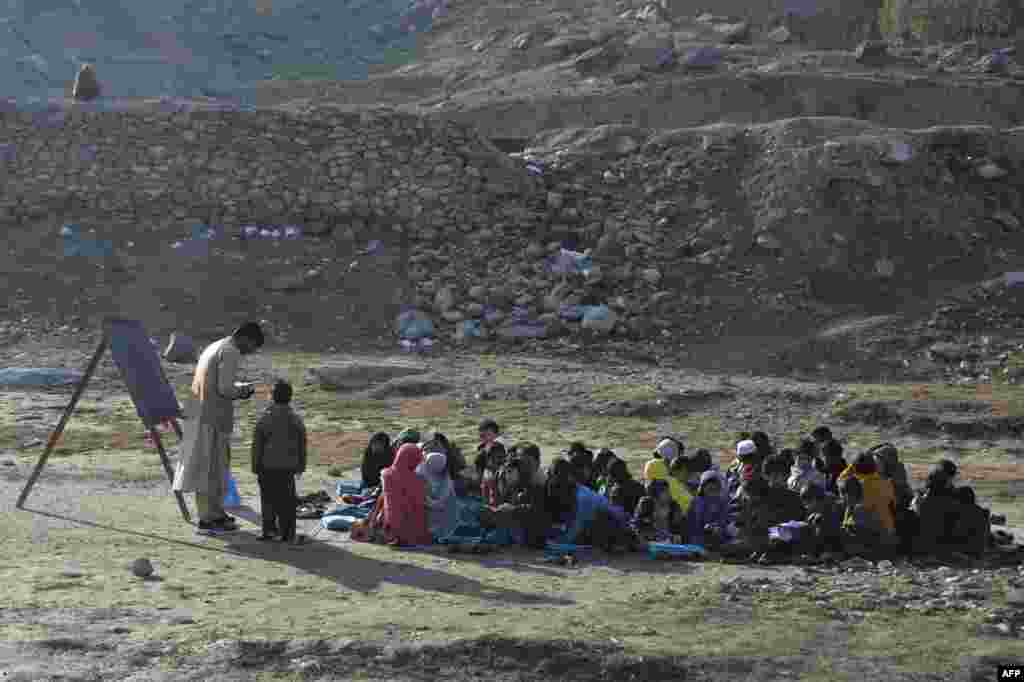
[602,457,646,515]
[870,443,912,507]
[570,449,596,490]
[819,439,847,496]
[838,452,897,534]
[687,471,734,548]
[914,463,988,557]
[476,441,507,506]
[726,439,760,501]
[417,451,459,539]
[378,443,432,547]
[776,447,796,473]
[592,448,617,492]
[631,479,686,543]
[799,483,844,556]
[360,431,393,492]
[251,380,308,545]
[547,459,635,552]
[484,455,550,549]
[788,443,826,493]
[669,455,692,490]
[839,476,896,559]
[643,457,692,513]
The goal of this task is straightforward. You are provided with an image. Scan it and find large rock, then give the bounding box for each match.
[72,64,101,101]
[621,32,674,70]
[307,362,428,391]
[162,333,197,364]
[880,0,1018,43]
[367,377,453,399]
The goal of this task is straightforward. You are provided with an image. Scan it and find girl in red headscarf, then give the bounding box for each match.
[378,443,432,546]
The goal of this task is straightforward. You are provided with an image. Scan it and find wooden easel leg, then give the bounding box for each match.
[16,335,109,509]
[151,428,191,523]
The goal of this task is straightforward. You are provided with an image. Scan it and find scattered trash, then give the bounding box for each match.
[61,224,114,258]
[548,248,592,276]
[559,303,584,321]
[526,161,544,176]
[396,308,435,340]
[1006,272,1024,288]
[0,367,84,388]
[683,47,723,70]
[365,239,383,255]
[461,319,483,338]
[656,46,675,68]
[0,143,17,163]
[79,144,98,162]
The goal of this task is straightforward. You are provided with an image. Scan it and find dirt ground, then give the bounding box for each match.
[2,339,1024,680]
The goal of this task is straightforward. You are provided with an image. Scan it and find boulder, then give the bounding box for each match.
[716,22,750,44]
[367,378,453,399]
[622,33,674,70]
[574,45,623,75]
[163,332,197,364]
[72,64,102,101]
[767,26,792,43]
[442,309,465,323]
[582,308,619,334]
[307,362,428,391]
[435,286,456,312]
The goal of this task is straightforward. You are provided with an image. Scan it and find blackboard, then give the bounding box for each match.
[107,318,181,427]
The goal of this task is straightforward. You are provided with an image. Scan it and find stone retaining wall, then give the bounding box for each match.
[0,104,542,232]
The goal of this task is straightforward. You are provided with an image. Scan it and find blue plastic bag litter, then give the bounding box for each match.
[684,47,723,69]
[397,310,435,340]
[223,473,241,508]
[548,249,592,276]
[61,224,114,258]
[1006,272,1024,288]
[0,367,84,387]
[483,305,503,325]
[0,143,15,162]
[462,319,483,338]
[497,324,547,339]
[559,304,584,321]
[526,162,544,176]
[581,305,610,322]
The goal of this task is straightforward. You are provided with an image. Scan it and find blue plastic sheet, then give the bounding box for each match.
[107,318,182,425]
[0,367,83,387]
[335,480,365,497]
[61,224,114,258]
[461,319,483,338]
[647,542,706,559]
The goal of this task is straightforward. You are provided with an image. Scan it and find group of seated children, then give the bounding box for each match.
[350,418,995,562]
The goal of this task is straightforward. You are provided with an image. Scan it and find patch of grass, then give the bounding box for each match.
[834,381,1024,417]
[268,64,342,81]
[589,383,658,402]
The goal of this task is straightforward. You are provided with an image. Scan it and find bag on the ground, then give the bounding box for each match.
[223,473,241,508]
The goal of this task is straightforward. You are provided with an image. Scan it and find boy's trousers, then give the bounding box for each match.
[258,471,297,539]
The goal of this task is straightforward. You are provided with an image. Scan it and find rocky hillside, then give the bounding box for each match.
[3,0,1024,382]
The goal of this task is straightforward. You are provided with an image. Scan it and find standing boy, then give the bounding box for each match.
[251,380,308,546]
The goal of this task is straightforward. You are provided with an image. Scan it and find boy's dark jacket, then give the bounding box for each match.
[251,404,307,474]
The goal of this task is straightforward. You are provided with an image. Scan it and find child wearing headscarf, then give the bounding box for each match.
[592,448,617,492]
[726,439,760,501]
[378,443,432,546]
[913,462,989,557]
[602,457,645,516]
[643,457,692,513]
[570,448,596,490]
[477,441,507,507]
[360,432,393,491]
[484,454,550,549]
[788,442,826,494]
[837,452,897,534]
[687,471,734,548]
[800,483,844,557]
[839,476,894,558]
[417,451,458,539]
[632,479,686,543]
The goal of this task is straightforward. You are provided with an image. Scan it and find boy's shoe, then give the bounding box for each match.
[197,519,236,533]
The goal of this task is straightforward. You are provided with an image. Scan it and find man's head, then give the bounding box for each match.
[232,322,265,355]
[811,426,833,444]
[478,418,499,445]
[822,439,845,466]
[271,379,292,404]
[570,449,594,482]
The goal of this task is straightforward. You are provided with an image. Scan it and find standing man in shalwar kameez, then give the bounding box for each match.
[174,322,264,531]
